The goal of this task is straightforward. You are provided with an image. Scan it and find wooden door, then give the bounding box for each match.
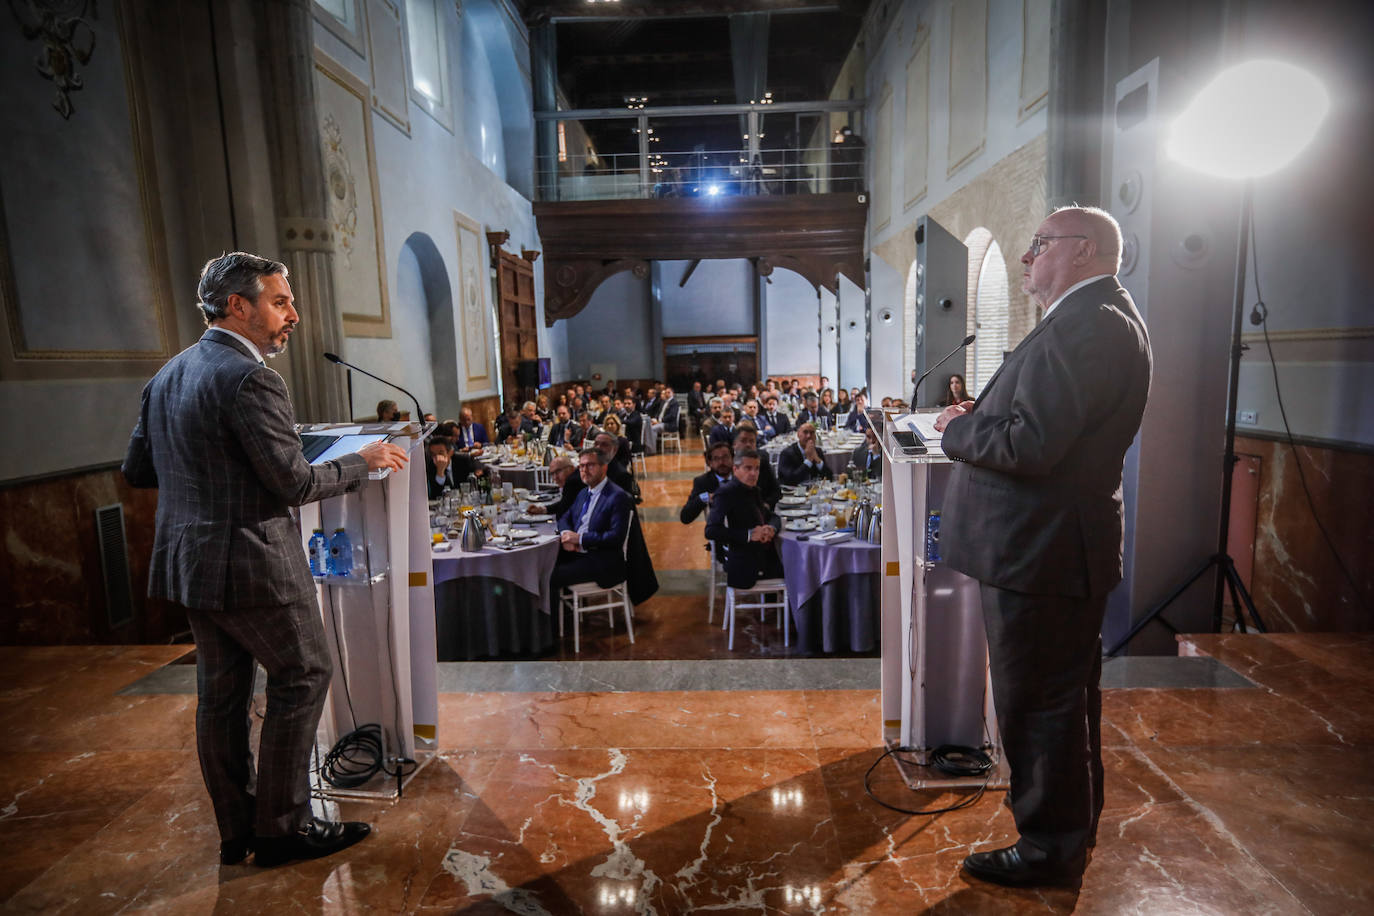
[490,236,540,405]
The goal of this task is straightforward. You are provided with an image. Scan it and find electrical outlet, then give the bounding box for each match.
[1238,409,1258,425]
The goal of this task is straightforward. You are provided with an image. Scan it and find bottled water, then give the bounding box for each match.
[308,528,328,577]
[328,527,352,577]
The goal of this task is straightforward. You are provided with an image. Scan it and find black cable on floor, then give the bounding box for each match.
[863,745,990,816]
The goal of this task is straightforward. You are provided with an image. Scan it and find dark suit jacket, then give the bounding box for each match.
[763,411,791,436]
[777,442,834,485]
[705,478,783,588]
[654,398,680,429]
[122,329,368,610]
[427,453,477,499]
[688,390,708,416]
[680,470,730,524]
[544,471,585,518]
[795,407,831,430]
[456,422,489,448]
[707,423,736,448]
[851,443,883,479]
[557,479,634,587]
[843,408,870,432]
[941,277,1152,598]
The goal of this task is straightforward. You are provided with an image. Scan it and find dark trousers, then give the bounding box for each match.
[185,599,332,841]
[550,548,624,593]
[979,584,1107,870]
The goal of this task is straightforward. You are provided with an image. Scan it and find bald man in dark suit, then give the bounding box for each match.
[936,207,1152,888]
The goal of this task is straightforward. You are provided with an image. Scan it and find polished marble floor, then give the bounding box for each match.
[3,450,1371,912]
[3,634,1371,913]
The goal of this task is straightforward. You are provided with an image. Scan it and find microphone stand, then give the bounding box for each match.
[323,352,423,423]
[913,334,976,406]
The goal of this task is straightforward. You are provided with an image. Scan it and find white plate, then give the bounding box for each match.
[497,462,523,468]
[506,528,539,540]
[777,496,807,507]
[785,519,817,531]
[778,507,813,518]
[519,514,554,523]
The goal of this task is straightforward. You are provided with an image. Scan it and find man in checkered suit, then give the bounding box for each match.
[123,252,407,867]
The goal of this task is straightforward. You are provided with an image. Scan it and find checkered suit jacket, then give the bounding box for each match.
[122,329,368,610]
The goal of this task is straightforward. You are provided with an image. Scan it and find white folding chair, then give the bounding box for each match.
[558,517,636,653]
[706,545,726,624]
[534,465,551,487]
[631,451,648,477]
[724,578,789,650]
[660,429,681,453]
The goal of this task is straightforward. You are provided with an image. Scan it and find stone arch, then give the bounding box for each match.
[401,231,459,420]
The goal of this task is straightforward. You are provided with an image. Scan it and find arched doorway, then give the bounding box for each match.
[963,227,1010,397]
[400,232,458,420]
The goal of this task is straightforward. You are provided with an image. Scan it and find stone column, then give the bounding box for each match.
[254,0,349,422]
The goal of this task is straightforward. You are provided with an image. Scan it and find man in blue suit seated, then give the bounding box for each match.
[455,406,489,450]
[704,448,784,588]
[551,448,635,592]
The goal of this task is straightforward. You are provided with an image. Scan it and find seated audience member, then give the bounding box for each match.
[426,437,477,499]
[761,395,791,436]
[777,422,835,485]
[514,401,542,439]
[938,373,970,407]
[377,399,401,422]
[547,405,574,448]
[843,392,871,432]
[705,448,784,588]
[819,388,837,419]
[732,424,781,510]
[600,414,633,466]
[702,397,724,431]
[527,455,584,517]
[535,395,552,421]
[649,386,680,447]
[880,396,892,408]
[680,442,735,524]
[423,412,437,424]
[455,406,490,449]
[836,389,852,415]
[551,448,635,592]
[740,398,775,440]
[434,419,460,440]
[706,408,737,447]
[495,405,520,441]
[594,432,639,501]
[851,426,883,479]
[688,381,708,427]
[569,410,598,449]
[795,393,830,430]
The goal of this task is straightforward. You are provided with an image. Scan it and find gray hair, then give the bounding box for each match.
[733,447,761,467]
[579,446,607,465]
[197,252,287,326]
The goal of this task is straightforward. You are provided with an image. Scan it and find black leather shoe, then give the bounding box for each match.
[219,836,254,865]
[254,818,371,868]
[962,845,1082,888]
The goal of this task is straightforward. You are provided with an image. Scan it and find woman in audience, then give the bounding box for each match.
[601,413,634,466]
[536,394,552,421]
[836,388,852,416]
[938,373,970,407]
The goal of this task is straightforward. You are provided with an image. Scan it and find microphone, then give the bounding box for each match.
[323,352,423,423]
[913,334,976,405]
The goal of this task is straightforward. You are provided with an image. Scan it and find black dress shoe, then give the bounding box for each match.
[254,818,371,868]
[219,836,254,865]
[962,845,1082,888]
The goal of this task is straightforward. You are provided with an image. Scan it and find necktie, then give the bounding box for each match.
[577,489,599,537]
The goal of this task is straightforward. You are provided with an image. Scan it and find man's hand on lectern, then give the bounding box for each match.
[934,400,975,433]
[358,441,409,471]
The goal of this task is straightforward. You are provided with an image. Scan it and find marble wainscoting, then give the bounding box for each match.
[0,466,184,645]
[1233,435,1374,632]
[2,634,1372,913]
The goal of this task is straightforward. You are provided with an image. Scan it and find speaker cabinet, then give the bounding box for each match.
[913,216,968,407]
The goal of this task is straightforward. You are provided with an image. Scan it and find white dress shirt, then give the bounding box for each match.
[213,326,265,364]
[1043,273,1113,319]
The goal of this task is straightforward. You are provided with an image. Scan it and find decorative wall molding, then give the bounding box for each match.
[365,0,411,135]
[9,0,98,119]
[0,1,176,381]
[313,0,368,57]
[534,194,868,326]
[314,48,391,338]
[946,0,988,177]
[454,209,492,387]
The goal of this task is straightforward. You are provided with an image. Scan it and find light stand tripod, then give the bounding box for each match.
[1107,182,1266,656]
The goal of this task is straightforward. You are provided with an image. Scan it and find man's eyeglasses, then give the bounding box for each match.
[1028,234,1088,257]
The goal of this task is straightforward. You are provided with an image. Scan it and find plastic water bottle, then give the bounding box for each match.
[328,527,352,577]
[307,528,327,577]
